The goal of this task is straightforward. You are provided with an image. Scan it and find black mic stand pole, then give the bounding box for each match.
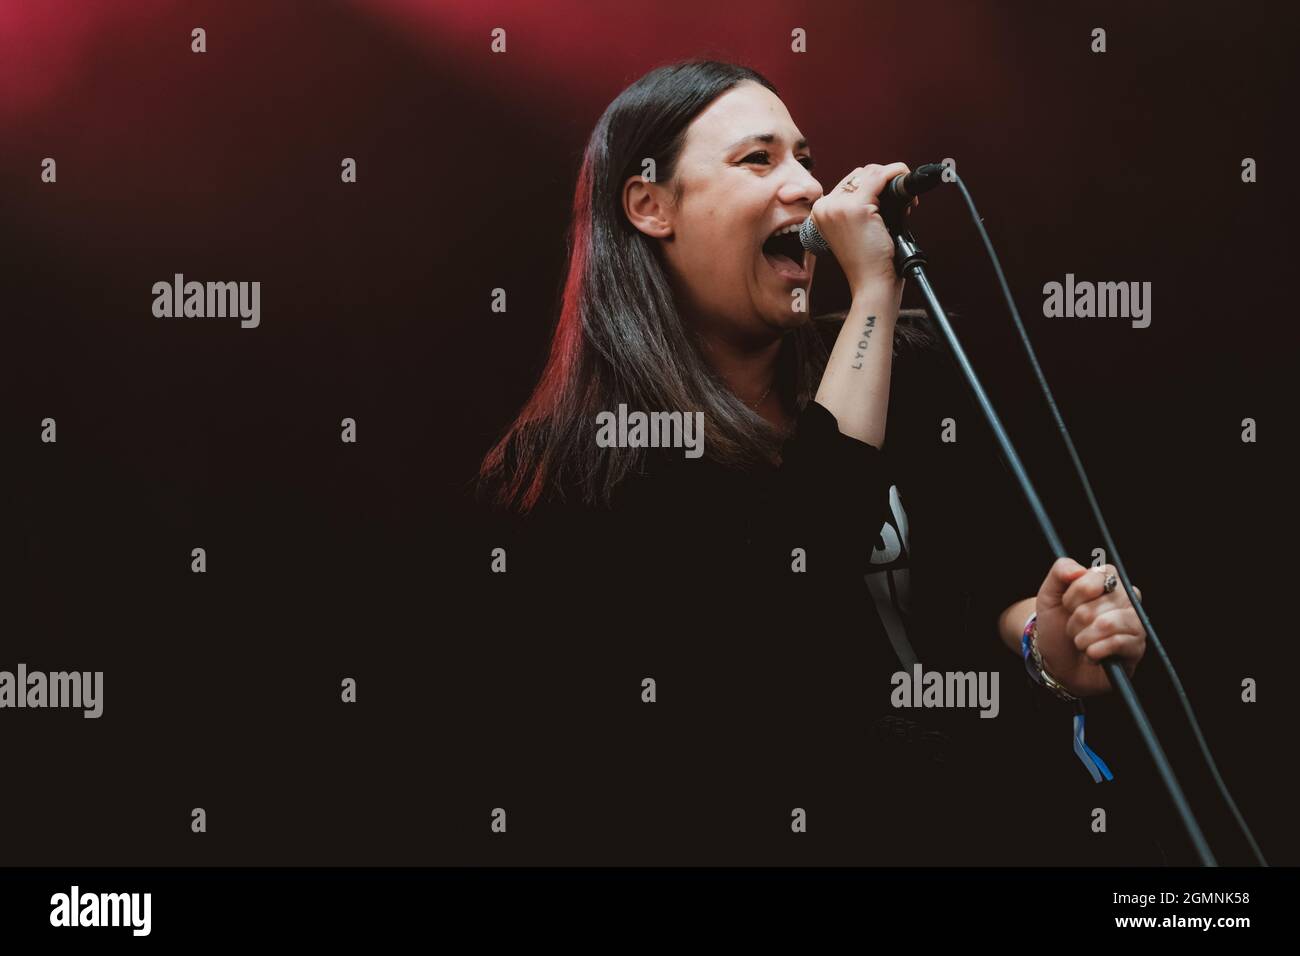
[889,224,1217,866]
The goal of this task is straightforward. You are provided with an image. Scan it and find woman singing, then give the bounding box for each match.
[476,59,1151,865]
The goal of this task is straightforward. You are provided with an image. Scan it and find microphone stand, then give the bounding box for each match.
[889,224,1217,866]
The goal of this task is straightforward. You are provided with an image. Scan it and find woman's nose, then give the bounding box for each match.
[781,165,822,205]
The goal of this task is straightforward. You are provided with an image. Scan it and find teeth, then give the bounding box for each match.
[767,222,803,241]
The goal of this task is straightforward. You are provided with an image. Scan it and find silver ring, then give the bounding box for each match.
[1103,574,1118,594]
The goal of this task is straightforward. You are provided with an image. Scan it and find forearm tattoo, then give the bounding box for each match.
[850,315,877,370]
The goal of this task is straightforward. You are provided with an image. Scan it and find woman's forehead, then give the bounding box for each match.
[686,83,805,155]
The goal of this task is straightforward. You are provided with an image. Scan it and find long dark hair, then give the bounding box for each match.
[479,59,932,512]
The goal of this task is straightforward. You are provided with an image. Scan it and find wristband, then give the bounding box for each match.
[1021,612,1114,783]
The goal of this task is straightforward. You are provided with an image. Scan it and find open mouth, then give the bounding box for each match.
[761,228,810,283]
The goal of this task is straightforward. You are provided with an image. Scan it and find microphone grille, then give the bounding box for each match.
[799,216,832,257]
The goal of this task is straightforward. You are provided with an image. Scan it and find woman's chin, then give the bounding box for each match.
[762,299,814,330]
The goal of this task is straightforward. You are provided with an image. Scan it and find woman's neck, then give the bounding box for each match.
[694,327,790,430]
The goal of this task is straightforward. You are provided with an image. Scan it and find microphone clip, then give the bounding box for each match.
[892,227,927,278]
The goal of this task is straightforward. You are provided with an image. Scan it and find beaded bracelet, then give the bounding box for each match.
[1021,613,1078,702]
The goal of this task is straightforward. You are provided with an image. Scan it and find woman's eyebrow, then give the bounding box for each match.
[725,132,811,153]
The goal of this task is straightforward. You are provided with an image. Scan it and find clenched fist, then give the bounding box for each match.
[807,161,917,294]
[1033,557,1147,698]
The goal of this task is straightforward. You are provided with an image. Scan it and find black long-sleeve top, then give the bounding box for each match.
[476,313,1186,865]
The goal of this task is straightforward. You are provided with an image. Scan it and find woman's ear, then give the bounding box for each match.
[623,175,674,240]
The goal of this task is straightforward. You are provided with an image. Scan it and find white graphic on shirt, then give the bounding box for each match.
[870,484,910,565]
[866,484,918,668]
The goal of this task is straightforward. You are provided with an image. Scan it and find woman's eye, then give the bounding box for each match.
[742,151,815,171]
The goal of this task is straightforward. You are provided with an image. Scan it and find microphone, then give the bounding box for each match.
[799,162,947,257]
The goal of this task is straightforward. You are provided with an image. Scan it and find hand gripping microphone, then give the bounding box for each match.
[799,162,947,257]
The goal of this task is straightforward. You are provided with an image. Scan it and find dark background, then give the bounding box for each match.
[5,0,1295,865]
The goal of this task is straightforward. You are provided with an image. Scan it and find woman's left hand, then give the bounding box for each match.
[1033,557,1147,697]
